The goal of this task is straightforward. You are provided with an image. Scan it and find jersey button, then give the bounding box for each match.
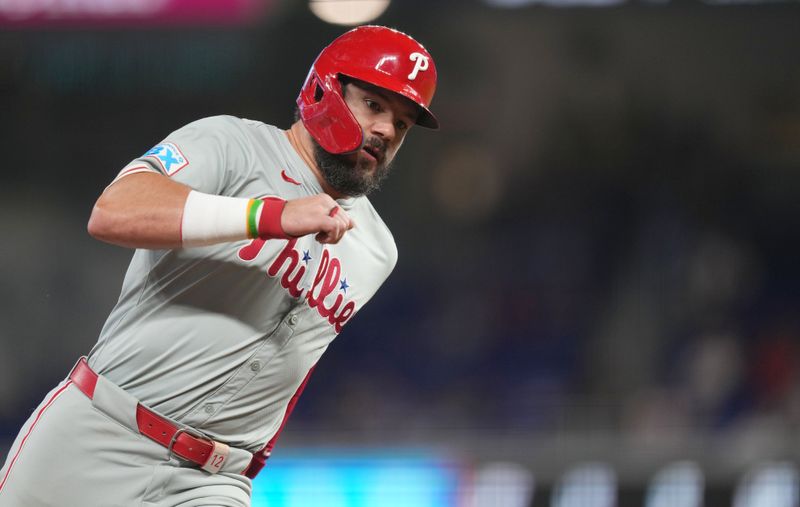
[204,404,214,414]
[288,314,299,326]
[250,360,261,372]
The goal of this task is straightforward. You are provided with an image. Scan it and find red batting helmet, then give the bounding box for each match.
[297,25,439,154]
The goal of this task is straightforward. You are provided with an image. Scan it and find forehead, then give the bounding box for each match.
[346,79,420,123]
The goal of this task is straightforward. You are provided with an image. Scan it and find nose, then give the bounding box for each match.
[369,116,396,143]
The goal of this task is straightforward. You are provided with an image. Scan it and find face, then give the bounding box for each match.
[314,80,420,197]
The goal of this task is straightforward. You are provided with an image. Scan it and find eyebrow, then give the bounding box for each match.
[364,86,419,125]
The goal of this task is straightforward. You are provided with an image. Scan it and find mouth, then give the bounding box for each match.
[361,145,382,164]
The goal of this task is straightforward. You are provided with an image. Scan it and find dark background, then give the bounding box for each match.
[1,0,799,501]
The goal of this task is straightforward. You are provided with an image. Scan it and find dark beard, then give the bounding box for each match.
[313,136,392,197]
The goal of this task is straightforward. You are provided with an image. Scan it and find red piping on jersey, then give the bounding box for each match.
[242,365,316,479]
[281,170,302,186]
[0,380,73,493]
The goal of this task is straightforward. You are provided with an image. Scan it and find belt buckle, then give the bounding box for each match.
[167,425,207,456]
[167,426,230,474]
[166,425,207,461]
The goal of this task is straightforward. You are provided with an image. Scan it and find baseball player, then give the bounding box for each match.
[0,25,437,506]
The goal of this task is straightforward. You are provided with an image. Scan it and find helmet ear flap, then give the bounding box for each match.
[312,75,325,102]
[297,72,364,154]
[314,82,324,102]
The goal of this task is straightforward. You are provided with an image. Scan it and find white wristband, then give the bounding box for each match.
[181,190,257,247]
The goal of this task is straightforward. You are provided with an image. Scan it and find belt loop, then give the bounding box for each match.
[167,427,230,475]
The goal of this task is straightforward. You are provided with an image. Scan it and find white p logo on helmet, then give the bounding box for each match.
[408,52,429,81]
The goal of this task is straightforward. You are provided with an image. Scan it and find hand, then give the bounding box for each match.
[281,194,355,244]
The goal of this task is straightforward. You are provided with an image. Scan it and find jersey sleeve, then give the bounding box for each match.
[110,116,245,195]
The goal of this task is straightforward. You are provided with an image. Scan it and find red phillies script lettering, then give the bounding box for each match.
[266,239,305,298]
[238,238,265,261]
[238,238,356,333]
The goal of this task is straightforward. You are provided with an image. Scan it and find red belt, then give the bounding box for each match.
[69,357,229,472]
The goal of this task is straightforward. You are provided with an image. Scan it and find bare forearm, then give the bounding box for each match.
[87,171,354,250]
[87,172,189,249]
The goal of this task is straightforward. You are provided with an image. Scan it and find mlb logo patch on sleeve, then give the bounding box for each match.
[143,143,189,176]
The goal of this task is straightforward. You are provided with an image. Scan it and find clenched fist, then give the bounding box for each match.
[281,194,355,244]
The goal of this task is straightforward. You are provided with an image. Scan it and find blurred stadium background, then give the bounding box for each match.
[1,0,799,505]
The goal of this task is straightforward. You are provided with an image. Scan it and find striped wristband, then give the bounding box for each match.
[181,191,288,248]
[246,199,262,239]
[253,197,288,240]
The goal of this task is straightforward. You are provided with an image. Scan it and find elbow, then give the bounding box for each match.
[87,199,117,243]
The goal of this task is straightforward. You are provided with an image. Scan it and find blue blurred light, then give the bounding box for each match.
[251,449,462,507]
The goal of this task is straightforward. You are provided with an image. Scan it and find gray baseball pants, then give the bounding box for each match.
[0,376,253,506]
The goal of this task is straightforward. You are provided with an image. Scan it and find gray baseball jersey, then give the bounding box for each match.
[0,115,397,506]
[96,115,398,449]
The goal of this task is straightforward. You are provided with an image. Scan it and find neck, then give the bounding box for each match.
[285,122,346,200]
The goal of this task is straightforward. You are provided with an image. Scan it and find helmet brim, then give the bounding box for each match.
[416,106,439,130]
